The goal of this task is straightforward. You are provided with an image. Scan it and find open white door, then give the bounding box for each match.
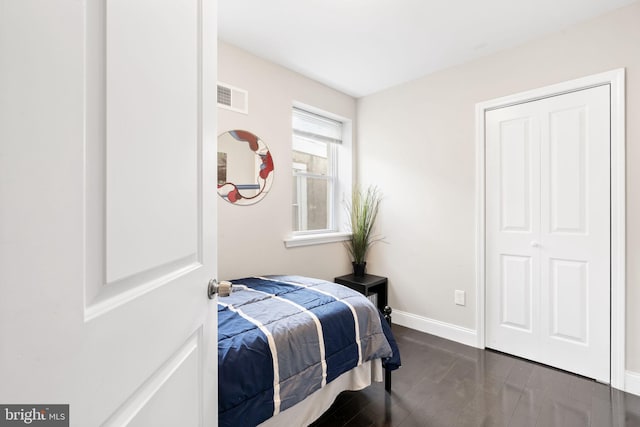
[0,1,218,426]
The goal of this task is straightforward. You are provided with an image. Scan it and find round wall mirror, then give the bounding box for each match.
[217,130,274,205]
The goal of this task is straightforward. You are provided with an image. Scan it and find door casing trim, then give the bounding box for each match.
[474,69,626,389]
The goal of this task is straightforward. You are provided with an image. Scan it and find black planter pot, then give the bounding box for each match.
[352,262,366,277]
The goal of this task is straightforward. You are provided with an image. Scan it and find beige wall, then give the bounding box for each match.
[357,2,640,372]
[217,41,356,282]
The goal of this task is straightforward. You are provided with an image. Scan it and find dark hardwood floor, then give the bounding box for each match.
[311,325,640,427]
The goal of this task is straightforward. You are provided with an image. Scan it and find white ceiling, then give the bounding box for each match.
[218,0,636,98]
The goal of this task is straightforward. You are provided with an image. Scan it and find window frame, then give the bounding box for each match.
[285,104,352,248]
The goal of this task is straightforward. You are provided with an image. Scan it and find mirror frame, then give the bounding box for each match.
[217,130,274,205]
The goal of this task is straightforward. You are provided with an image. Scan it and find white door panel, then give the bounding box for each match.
[548,259,589,343]
[0,1,218,425]
[548,106,588,234]
[486,104,541,359]
[499,255,533,332]
[486,85,610,382]
[106,0,200,283]
[498,117,535,233]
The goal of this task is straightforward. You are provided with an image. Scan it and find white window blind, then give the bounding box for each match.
[292,107,342,145]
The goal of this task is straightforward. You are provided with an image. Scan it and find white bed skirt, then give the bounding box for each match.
[258,359,383,427]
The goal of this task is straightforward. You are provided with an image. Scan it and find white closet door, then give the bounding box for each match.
[485,85,610,382]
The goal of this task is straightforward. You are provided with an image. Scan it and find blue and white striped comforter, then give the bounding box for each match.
[218,275,400,427]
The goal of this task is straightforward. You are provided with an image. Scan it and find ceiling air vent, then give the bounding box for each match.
[217,82,248,114]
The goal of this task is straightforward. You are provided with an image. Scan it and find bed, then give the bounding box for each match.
[218,275,401,427]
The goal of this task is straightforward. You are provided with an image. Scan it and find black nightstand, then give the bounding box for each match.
[334,273,388,312]
[335,273,393,392]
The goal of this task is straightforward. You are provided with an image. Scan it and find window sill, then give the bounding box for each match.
[284,232,351,248]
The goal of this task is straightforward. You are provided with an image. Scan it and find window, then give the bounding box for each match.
[291,107,346,236]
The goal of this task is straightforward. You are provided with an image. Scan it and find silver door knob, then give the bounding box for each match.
[530,241,540,247]
[207,279,218,299]
[208,279,238,298]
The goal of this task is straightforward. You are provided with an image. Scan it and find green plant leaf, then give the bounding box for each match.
[344,185,383,264]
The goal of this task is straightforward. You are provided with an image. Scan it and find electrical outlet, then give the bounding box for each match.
[455,290,466,306]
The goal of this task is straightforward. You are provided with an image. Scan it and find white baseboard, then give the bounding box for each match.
[391,309,478,348]
[626,370,640,396]
[391,310,640,396]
